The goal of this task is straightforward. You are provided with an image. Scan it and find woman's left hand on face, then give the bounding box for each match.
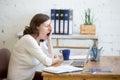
[48,22,53,39]
[50,22,53,34]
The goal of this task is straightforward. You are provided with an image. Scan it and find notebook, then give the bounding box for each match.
[62,52,90,67]
[89,68,112,73]
[43,65,83,74]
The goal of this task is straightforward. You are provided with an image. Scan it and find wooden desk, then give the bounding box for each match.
[42,56,120,80]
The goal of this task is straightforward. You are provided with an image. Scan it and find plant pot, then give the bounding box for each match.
[80,24,96,35]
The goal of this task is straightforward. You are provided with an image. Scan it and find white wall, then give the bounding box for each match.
[0,0,120,56]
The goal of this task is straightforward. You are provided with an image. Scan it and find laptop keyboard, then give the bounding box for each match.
[62,60,85,67]
[71,60,85,67]
[62,54,90,67]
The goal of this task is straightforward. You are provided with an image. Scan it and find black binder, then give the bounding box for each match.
[60,9,64,34]
[55,9,60,34]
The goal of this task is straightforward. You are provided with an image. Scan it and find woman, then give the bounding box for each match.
[7,13,61,80]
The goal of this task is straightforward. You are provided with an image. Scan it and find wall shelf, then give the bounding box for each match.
[17,32,98,49]
[52,34,98,49]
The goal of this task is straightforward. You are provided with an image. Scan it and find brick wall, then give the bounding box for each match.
[0,0,120,56]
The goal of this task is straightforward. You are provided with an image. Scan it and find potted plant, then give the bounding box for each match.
[80,8,96,35]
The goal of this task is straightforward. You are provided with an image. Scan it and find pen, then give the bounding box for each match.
[99,47,103,51]
[91,45,97,59]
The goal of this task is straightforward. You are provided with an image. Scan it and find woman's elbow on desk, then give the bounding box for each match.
[52,56,62,66]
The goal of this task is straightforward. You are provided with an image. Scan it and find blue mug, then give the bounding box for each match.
[59,49,70,60]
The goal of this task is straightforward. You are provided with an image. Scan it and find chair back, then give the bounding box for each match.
[0,48,11,79]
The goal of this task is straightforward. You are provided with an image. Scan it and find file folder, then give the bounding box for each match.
[51,9,73,35]
[55,9,60,34]
[51,9,56,34]
[60,10,64,34]
[69,10,73,34]
[63,9,69,34]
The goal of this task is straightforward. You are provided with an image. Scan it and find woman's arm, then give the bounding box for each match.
[47,23,62,64]
[47,22,56,58]
[23,35,61,66]
[47,34,53,57]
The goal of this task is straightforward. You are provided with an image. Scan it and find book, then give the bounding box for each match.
[43,65,83,74]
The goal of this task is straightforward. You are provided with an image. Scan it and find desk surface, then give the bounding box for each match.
[42,56,120,80]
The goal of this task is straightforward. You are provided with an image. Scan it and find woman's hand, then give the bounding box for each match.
[48,22,53,40]
[52,54,63,65]
[54,54,62,60]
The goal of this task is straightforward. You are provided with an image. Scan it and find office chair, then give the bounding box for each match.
[0,48,11,80]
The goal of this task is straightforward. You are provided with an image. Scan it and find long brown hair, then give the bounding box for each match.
[23,13,50,36]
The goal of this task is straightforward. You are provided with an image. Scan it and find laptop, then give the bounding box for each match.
[62,52,90,67]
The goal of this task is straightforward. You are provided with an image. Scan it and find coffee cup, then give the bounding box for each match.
[59,49,70,60]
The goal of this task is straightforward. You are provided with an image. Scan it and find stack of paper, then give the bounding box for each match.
[43,65,83,74]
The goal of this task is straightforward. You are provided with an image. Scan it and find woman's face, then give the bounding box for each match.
[37,19,52,40]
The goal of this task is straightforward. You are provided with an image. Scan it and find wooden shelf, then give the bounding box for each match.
[53,46,90,49]
[52,34,98,49]
[52,34,98,40]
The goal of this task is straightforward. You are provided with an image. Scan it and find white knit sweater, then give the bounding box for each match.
[7,35,52,80]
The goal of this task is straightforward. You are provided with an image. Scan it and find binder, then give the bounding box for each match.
[51,9,56,34]
[51,9,73,35]
[55,9,60,34]
[63,9,69,34]
[59,10,64,34]
[69,10,73,34]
